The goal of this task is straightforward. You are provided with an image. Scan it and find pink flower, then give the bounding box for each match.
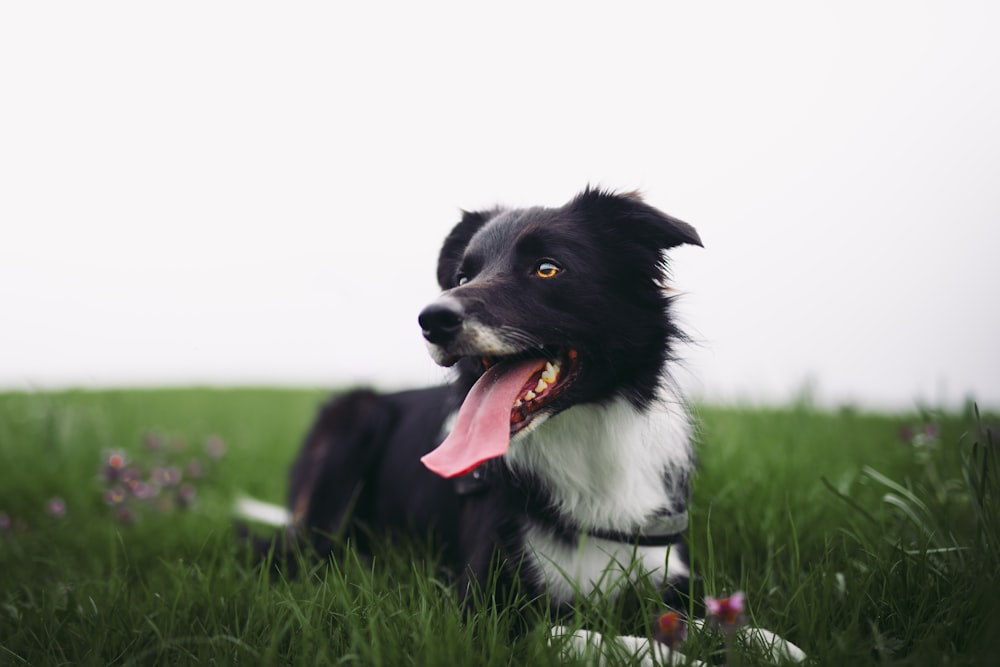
[705,591,745,629]
[102,450,128,482]
[185,459,205,479]
[115,506,136,525]
[47,497,67,519]
[144,432,165,451]
[205,436,226,459]
[653,610,688,649]
[177,483,197,507]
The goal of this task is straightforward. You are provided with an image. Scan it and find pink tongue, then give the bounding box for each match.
[421,358,545,478]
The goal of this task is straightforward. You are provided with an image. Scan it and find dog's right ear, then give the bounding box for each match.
[571,187,703,250]
[436,209,492,289]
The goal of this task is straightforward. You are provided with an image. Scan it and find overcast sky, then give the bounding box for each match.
[2,2,998,410]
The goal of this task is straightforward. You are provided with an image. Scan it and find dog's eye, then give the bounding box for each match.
[535,261,561,279]
[456,274,469,286]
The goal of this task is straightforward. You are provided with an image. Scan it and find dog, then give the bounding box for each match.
[254,188,804,664]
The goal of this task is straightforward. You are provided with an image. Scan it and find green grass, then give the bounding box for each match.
[0,389,997,666]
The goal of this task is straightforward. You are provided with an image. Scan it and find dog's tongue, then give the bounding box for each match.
[421,358,544,478]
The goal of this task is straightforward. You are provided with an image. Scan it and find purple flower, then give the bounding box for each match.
[185,459,205,479]
[127,480,158,500]
[120,465,141,485]
[152,466,182,487]
[102,450,128,483]
[47,497,67,519]
[205,436,226,459]
[705,591,745,630]
[144,432,165,451]
[177,483,197,507]
[0,511,11,534]
[103,487,127,506]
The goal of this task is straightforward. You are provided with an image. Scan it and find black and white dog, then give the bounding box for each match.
[253,188,803,664]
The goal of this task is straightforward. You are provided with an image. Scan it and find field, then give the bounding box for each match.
[0,389,997,666]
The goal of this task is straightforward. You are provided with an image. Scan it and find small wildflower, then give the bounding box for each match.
[705,591,745,630]
[102,450,128,482]
[144,432,165,451]
[47,497,68,519]
[115,506,136,525]
[653,610,688,649]
[127,480,158,500]
[103,487,128,506]
[0,511,11,534]
[924,423,939,438]
[899,426,915,443]
[152,466,182,487]
[120,465,141,485]
[205,436,226,459]
[155,496,174,513]
[177,483,197,507]
[185,459,205,479]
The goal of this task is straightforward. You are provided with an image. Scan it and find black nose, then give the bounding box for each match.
[418,297,465,345]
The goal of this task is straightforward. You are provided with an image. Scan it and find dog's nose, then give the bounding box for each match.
[418,297,465,345]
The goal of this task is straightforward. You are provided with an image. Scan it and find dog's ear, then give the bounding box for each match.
[572,187,703,250]
[436,209,492,289]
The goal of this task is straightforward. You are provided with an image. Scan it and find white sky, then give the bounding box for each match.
[2,1,998,410]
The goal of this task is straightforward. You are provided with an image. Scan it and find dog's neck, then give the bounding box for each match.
[503,386,693,532]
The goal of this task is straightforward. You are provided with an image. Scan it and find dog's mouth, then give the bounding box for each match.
[420,347,580,478]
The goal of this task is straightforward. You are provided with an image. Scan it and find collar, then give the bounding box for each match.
[454,466,688,546]
[582,509,689,546]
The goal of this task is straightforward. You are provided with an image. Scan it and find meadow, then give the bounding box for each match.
[0,389,996,666]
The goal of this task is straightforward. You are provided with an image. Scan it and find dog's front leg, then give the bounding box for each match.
[550,626,706,666]
[686,618,807,663]
[737,626,807,664]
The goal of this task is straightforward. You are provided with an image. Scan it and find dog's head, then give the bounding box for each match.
[418,188,701,478]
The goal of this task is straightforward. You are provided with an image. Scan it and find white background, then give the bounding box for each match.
[2,2,998,410]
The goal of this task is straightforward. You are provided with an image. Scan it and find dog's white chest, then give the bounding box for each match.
[524,525,689,603]
[504,393,694,603]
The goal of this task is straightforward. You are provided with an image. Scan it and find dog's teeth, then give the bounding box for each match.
[513,399,523,408]
[535,378,548,394]
[541,363,558,383]
[524,390,536,401]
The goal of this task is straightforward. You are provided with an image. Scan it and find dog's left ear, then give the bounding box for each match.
[436,209,493,289]
[572,188,703,249]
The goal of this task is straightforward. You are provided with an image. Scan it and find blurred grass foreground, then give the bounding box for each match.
[0,389,997,665]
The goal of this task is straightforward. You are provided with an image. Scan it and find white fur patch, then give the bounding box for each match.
[425,320,538,365]
[503,385,694,602]
[505,388,693,531]
[551,624,806,665]
[525,525,690,603]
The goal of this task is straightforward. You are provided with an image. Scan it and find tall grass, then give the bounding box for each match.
[0,390,996,665]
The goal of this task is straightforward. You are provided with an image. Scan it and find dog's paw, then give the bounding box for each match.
[549,626,706,666]
[738,627,807,664]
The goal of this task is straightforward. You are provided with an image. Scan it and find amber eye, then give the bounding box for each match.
[535,261,561,278]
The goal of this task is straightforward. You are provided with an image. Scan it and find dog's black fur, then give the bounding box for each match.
[279,188,702,613]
